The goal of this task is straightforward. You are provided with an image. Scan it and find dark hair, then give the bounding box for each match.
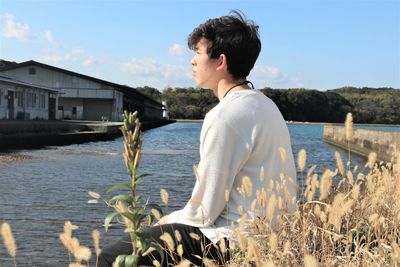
[188,10,261,79]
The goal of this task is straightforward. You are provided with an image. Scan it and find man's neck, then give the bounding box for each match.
[216,79,249,101]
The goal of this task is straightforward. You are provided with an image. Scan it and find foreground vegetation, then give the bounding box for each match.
[137,86,400,124]
[1,113,399,266]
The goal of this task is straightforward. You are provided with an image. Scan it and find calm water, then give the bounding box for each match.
[0,122,381,265]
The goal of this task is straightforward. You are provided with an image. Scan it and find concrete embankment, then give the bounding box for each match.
[323,126,399,162]
[0,119,175,151]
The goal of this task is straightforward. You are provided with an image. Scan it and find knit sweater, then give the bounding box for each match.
[167,89,297,243]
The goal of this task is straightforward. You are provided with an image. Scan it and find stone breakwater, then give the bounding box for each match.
[0,119,175,151]
[323,125,400,162]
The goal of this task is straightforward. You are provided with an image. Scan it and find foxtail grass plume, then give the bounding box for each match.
[319,169,333,200]
[92,229,101,256]
[88,191,101,199]
[64,221,78,237]
[160,232,175,251]
[345,112,353,141]
[269,232,277,252]
[335,151,345,176]
[160,188,169,204]
[365,152,377,169]
[174,230,182,242]
[151,208,161,220]
[177,244,184,257]
[74,245,91,262]
[278,146,286,163]
[242,176,253,196]
[267,193,277,220]
[297,149,307,172]
[259,166,265,181]
[1,222,16,258]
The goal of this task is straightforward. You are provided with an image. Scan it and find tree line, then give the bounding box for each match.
[135,86,400,124]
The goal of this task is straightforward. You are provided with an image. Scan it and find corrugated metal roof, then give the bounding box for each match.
[0,74,63,93]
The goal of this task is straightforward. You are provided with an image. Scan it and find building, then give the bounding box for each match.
[0,74,61,120]
[0,60,164,121]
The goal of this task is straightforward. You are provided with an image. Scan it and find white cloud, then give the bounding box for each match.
[34,48,86,68]
[168,43,187,57]
[2,13,35,40]
[120,57,193,88]
[249,65,304,88]
[83,56,96,67]
[44,30,59,46]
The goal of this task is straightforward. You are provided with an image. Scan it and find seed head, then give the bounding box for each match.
[1,223,16,258]
[345,113,353,141]
[298,149,307,172]
[160,188,169,204]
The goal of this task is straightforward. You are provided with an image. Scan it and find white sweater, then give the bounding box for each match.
[167,89,297,243]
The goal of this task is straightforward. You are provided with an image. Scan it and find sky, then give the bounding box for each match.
[0,0,399,90]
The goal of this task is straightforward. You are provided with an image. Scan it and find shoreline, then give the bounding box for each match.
[176,119,400,128]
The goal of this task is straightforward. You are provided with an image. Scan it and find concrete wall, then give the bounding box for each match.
[323,126,400,162]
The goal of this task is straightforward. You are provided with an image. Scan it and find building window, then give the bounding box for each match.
[29,67,36,75]
[39,94,46,108]
[26,92,37,108]
[16,91,24,107]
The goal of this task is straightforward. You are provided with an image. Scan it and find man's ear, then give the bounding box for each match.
[216,54,228,71]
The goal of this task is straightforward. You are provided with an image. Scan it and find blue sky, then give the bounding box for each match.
[0,0,399,90]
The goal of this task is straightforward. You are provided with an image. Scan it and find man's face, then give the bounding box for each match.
[191,38,220,89]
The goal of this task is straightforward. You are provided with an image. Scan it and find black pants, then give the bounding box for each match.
[98,223,230,266]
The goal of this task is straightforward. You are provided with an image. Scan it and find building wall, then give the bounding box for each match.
[0,87,6,119]
[83,98,113,121]
[0,80,55,120]
[1,66,112,90]
[1,65,124,121]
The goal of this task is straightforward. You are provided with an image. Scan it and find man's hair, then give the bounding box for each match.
[188,10,261,79]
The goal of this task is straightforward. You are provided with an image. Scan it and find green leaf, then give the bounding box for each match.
[135,173,151,184]
[107,183,132,193]
[110,194,133,203]
[151,241,165,266]
[116,255,127,266]
[104,211,119,232]
[124,255,139,267]
[120,212,137,223]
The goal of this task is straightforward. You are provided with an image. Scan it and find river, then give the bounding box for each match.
[0,122,385,266]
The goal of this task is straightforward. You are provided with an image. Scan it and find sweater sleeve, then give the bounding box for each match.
[167,118,250,227]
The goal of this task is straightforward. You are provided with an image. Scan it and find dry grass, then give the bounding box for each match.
[228,152,400,267]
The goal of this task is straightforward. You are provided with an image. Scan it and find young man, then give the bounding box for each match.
[99,11,296,266]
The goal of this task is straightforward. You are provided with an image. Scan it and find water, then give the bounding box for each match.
[0,122,382,265]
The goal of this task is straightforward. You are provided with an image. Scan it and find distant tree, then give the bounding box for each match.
[161,87,218,119]
[330,87,400,124]
[260,88,353,123]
